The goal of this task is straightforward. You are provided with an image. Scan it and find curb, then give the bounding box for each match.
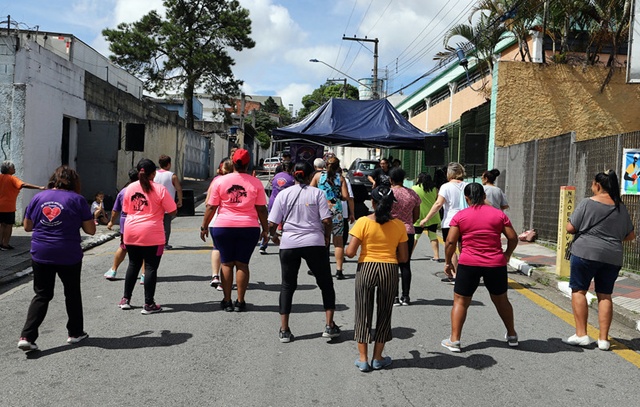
[512,257,640,332]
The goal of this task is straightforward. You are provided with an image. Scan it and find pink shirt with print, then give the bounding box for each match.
[390,186,421,234]
[450,205,512,267]
[122,181,177,246]
[208,172,267,228]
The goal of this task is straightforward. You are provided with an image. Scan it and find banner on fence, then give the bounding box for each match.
[621,148,640,195]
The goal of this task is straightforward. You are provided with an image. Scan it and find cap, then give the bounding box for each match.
[634,153,639,160]
[233,149,250,166]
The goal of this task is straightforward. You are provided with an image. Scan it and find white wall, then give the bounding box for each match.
[12,43,86,220]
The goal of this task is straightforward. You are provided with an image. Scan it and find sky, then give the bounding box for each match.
[2,0,479,113]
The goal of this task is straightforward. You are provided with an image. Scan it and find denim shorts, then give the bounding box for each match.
[569,255,620,294]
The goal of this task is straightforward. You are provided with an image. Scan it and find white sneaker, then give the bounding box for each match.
[104,269,117,280]
[597,339,611,351]
[505,332,519,347]
[67,333,89,344]
[563,334,590,346]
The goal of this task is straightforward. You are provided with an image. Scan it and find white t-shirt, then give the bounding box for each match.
[438,181,467,228]
[341,178,354,218]
[154,169,176,200]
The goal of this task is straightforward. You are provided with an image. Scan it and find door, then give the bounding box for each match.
[76,120,119,205]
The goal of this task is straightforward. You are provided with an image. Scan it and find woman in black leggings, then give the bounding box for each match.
[268,162,341,343]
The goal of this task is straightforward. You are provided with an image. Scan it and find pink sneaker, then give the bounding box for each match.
[141,303,162,315]
[118,297,131,310]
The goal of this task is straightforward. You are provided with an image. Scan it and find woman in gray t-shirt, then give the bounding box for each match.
[565,170,635,351]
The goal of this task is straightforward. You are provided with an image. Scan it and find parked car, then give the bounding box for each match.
[347,158,379,200]
[263,157,281,172]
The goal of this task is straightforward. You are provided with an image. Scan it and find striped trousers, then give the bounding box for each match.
[354,261,398,344]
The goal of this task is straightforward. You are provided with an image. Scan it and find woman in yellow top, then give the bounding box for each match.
[346,185,408,372]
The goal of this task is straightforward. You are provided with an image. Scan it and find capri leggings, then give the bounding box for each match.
[354,261,398,344]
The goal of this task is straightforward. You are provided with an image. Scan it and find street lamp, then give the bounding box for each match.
[309,59,375,95]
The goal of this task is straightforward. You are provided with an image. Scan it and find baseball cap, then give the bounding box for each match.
[233,149,250,166]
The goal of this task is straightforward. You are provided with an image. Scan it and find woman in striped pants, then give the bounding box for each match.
[346,186,409,372]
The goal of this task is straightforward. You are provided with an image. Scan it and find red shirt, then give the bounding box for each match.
[0,174,24,212]
[450,205,512,267]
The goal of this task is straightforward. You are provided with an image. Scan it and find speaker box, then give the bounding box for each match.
[125,123,145,152]
[464,133,488,166]
[424,135,447,166]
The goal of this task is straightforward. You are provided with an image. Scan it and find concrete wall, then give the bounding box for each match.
[85,72,194,188]
[494,62,640,146]
[3,41,87,220]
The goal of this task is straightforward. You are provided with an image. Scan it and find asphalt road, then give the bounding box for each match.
[1,201,639,407]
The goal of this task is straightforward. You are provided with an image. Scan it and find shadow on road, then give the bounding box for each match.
[25,330,193,359]
[157,275,210,283]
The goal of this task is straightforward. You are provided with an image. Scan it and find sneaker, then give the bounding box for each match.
[210,275,220,287]
[118,297,132,310]
[139,274,144,285]
[164,244,173,250]
[279,328,293,343]
[221,299,234,312]
[259,247,267,255]
[322,323,341,338]
[17,338,38,352]
[233,300,246,312]
[393,297,401,307]
[354,359,371,372]
[335,270,345,280]
[597,339,611,351]
[372,356,392,370]
[307,269,314,276]
[141,303,162,314]
[216,284,223,291]
[505,332,518,347]
[67,332,89,344]
[400,296,410,306]
[563,334,590,347]
[1,244,15,250]
[104,269,117,280]
[441,338,461,352]
[441,276,455,283]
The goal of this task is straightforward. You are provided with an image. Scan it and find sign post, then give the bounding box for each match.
[556,186,576,277]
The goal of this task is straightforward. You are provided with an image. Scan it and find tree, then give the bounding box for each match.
[297,83,359,118]
[262,96,280,114]
[103,0,255,130]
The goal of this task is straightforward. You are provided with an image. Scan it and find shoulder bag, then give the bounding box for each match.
[564,208,615,260]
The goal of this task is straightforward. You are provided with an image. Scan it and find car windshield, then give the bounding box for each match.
[358,162,378,171]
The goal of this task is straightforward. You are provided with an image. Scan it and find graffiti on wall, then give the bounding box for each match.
[1,132,10,160]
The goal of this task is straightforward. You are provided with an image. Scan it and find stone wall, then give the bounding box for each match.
[494,62,640,146]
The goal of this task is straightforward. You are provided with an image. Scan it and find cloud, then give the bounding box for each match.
[113,0,164,24]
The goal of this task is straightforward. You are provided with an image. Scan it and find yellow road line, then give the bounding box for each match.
[508,278,640,368]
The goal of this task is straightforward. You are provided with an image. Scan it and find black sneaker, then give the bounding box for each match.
[307,270,314,276]
[393,297,401,307]
[335,270,345,280]
[322,323,341,338]
[400,296,410,306]
[221,299,234,312]
[233,300,246,312]
[279,328,293,343]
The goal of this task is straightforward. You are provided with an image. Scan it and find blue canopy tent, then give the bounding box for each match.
[271,98,447,150]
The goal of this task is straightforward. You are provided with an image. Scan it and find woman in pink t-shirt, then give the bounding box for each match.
[441,182,518,353]
[118,159,177,314]
[200,149,269,312]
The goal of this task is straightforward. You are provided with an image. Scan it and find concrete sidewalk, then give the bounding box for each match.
[507,238,640,332]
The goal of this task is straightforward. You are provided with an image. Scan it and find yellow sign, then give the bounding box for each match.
[556,186,576,277]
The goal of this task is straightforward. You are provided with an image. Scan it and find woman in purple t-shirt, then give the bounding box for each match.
[440,182,518,353]
[18,166,96,352]
[268,162,340,343]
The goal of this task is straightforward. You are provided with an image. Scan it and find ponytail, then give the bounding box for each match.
[595,170,622,210]
[293,161,313,184]
[371,186,395,224]
[464,182,486,207]
[136,158,157,194]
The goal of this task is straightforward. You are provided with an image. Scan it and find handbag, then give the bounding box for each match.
[564,209,615,260]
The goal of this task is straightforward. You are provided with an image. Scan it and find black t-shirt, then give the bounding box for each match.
[372,168,391,187]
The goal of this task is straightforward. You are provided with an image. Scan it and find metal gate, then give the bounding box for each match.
[182,130,209,180]
[76,119,119,203]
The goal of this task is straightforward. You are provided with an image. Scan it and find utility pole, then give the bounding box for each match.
[342,36,379,99]
[327,78,347,98]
